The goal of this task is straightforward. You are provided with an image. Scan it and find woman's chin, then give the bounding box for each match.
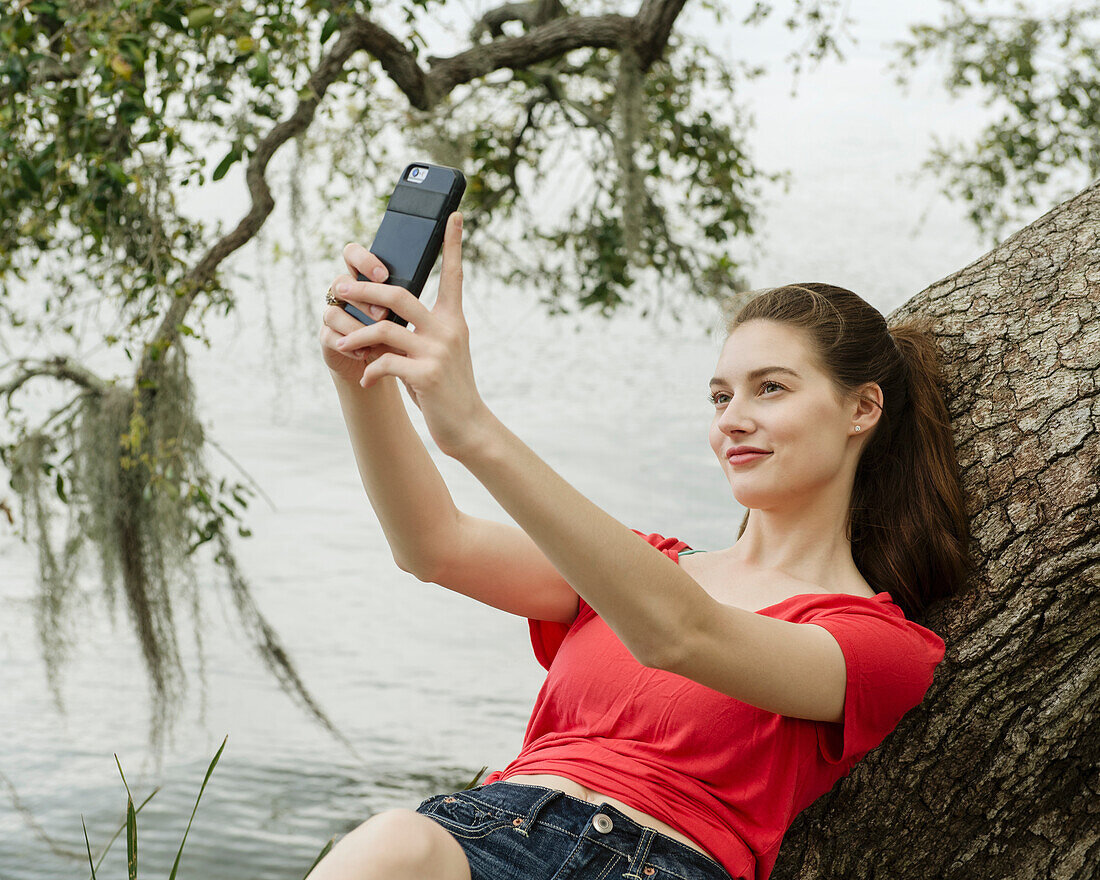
[730,485,771,508]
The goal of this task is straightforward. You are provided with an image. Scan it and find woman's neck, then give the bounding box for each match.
[727,516,860,590]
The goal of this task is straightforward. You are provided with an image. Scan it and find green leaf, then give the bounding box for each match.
[81,816,97,880]
[462,765,488,790]
[212,147,241,181]
[17,157,41,193]
[168,735,227,880]
[187,5,215,29]
[303,838,335,879]
[115,756,137,880]
[89,787,159,879]
[106,162,130,185]
[320,15,339,44]
[126,794,137,880]
[250,51,270,84]
[55,472,67,503]
[154,8,186,31]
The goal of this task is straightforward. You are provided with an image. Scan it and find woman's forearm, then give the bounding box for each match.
[332,372,461,577]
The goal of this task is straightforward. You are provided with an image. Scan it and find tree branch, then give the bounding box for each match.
[140,0,691,378]
[426,13,633,98]
[635,0,690,71]
[470,0,568,43]
[139,18,372,379]
[0,356,110,399]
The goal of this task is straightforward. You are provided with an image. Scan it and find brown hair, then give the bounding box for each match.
[726,283,973,620]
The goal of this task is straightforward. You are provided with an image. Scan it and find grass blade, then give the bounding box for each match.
[91,788,158,878]
[167,734,227,880]
[114,754,134,802]
[81,816,97,880]
[114,755,137,880]
[462,766,488,790]
[302,837,334,880]
[125,794,137,880]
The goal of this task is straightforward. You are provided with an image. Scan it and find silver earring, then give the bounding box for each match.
[855,426,861,432]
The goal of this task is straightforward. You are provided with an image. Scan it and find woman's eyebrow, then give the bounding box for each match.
[709,366,802,387]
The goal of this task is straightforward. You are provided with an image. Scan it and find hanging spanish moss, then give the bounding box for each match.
[3,345,358,758]
[614,42,646,268]
[8,428,85,713]
[288,133,316,335]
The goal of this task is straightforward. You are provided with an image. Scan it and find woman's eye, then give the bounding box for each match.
[707,382,783,406]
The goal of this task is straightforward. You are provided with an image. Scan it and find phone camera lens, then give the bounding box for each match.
[408,166,428,183]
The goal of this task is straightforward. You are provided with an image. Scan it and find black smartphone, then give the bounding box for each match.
[342,162,466,328]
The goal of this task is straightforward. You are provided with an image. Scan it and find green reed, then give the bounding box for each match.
[80,740,490,879]
[80,737,334,880]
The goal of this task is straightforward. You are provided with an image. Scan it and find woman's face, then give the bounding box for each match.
[708,320,864,510]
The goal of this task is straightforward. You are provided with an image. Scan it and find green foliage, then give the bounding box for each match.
[739,0,855,87]
[394,36,785,317]
[0,0,367,338]
[891,0,1100,242]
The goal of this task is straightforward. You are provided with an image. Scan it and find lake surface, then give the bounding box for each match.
[0,277,764,878]
[0,5,1011,873]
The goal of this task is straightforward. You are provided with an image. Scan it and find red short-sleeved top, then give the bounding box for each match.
[481,530,947,880]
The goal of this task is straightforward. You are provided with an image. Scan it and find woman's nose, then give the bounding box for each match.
[717,401,754,433]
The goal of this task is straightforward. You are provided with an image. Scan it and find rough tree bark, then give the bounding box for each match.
[772,179,1100,878]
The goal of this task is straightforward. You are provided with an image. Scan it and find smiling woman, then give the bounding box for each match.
[715,283,973,619]
[310,274,973,880]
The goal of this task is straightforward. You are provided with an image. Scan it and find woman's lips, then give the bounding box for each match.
[727,451,770,465]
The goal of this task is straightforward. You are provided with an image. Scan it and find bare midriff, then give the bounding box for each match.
[499,773,720,864]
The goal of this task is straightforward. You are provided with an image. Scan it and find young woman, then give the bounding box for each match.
[310,212,971,880]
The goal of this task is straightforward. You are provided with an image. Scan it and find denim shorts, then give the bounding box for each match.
[414,780,737,880]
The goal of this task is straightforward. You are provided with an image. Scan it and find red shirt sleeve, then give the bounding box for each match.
[807,604,946,765]
[526,528,692,670]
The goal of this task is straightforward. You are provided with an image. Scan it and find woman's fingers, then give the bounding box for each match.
[328,273,388,324]
[336,314,425,356]
[320,324,371,360]
[334,276,428,329]
[320,324,406,369]
[323,303,377,341]
[343,243,389,284]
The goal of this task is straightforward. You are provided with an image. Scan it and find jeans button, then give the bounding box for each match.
[643,868,656,876]
[592,813,613,833]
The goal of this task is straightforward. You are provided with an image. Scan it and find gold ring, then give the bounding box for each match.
[325,287,344,307]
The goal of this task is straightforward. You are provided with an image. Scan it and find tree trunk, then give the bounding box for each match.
[772,180,1100,879]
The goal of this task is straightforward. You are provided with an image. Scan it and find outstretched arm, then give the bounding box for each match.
[333,211,848,722]
[454,415,847,723]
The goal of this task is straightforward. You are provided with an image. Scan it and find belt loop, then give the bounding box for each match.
[623,827,657,879]
[511,787,564,837]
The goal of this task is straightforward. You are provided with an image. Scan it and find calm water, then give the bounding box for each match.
[0,9,1005,873]
[0,276,752,878]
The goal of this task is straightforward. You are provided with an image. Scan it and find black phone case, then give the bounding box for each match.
[342,162,466,329]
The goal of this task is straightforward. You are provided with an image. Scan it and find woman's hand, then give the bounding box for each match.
[319,248,397,389]
[328,211,493,459]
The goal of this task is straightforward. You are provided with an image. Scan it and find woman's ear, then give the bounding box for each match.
[852,382,885,433]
